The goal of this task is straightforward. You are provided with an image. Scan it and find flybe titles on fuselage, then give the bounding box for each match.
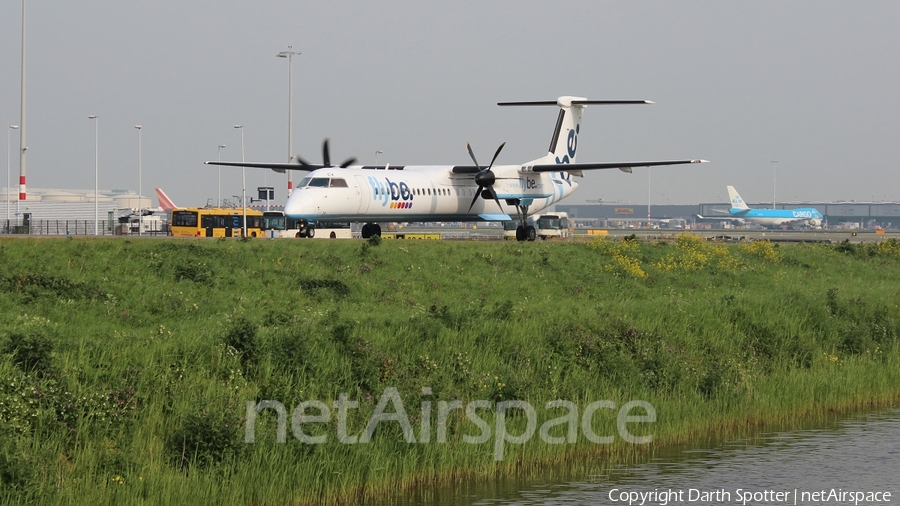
[367,176,415,209]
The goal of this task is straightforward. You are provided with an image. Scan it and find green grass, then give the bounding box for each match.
[0,235,899,504]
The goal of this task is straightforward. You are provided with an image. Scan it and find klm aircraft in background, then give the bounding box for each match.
[702,186,824,228]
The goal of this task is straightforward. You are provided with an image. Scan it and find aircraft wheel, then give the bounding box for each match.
[361,224,371,238]
[307,226,315,238]
[373,224,382,237]
[525,226,537,242]
[515,226,525,241]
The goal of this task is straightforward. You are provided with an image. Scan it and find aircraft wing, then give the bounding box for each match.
[530,159,707,174]
[697,214,745,222]
[204,161,323,173]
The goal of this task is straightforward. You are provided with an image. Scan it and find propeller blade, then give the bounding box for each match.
[467,185,484,212]
[292,139,356,169]
[322,139,331,167]
[488,141,506,170]
[466,142,481,169]
[490,187,505,214]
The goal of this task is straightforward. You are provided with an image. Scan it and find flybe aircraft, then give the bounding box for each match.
[706,186,824,228]
[207,96,707,240]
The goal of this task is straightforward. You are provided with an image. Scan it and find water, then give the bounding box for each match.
[399,409,900,505]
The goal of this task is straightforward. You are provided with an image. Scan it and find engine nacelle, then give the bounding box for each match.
[808,218,822,227]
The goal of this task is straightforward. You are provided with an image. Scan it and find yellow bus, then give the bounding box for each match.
[169,207,265,237]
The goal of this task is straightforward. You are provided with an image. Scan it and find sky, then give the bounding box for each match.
[1,1,899,208]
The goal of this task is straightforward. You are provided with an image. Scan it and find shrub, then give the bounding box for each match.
[0,438,30,493]
[166,410,242,471]
[224,317,258,367]
[2,331,53,374]
[298,278,350,298]
[173,262,214,285]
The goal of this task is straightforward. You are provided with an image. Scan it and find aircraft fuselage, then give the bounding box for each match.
[729,207,824,227]
[284,165,579,222]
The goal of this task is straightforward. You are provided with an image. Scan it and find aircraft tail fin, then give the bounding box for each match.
[155,188,177,212]
[545,97,585,164]
[726,186,749,210]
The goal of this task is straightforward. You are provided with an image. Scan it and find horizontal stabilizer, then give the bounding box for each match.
[498,100,653,106]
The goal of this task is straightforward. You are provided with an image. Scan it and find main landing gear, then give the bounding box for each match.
[515,224,537,242]
[511,201,536,242]
[361,223,382,239]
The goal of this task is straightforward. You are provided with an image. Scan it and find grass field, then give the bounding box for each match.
[1,235,899,504]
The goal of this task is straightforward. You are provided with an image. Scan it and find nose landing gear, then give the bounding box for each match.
[294,219,316,238]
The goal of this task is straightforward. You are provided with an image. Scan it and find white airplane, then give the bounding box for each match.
[207,96,707,240]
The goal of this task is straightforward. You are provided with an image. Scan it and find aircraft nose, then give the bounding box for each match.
[284,191,316,218]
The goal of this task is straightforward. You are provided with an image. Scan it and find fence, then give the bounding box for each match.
[1,220,168,236]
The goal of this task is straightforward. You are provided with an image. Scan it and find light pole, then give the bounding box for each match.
[7,125,18,229]
[375,150,383,166]
[18,0,27,218]
[217,144,226,206]
[771,159,778,209]
[235,125,246,237]
[89,115,98,235]
[135,125,142,236]
[276,46,301,197]
[647,167,651,227]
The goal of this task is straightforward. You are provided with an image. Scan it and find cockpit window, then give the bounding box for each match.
[298,177,311,188]
[329,178,348,188]
[307,178,330,188]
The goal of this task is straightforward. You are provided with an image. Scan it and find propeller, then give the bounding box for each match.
[466,141,507,213]
[294,138,357,169]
